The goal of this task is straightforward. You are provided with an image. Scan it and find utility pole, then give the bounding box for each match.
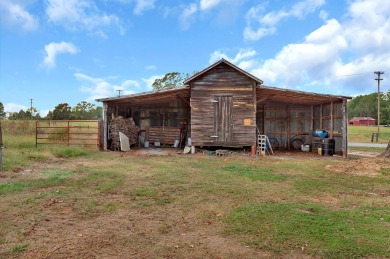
[29,98,34,116]
[374,71,384,134]
[116,90,123,97]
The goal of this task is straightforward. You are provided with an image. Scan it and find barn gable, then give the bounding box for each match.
[185,60,262,147]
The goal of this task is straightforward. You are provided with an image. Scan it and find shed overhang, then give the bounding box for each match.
[96,87,190,105]
[257,86,351,105]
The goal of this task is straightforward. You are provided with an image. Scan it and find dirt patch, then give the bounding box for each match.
[348,151,381,157]
[18,202,272,259]
[325,157,390,177]
[119,147,182,157]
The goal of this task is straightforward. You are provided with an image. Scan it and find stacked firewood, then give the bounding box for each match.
[109,116,140,150]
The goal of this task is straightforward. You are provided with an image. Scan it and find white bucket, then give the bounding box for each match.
[187,138,192,146]
[301,144,310,152]
[144,141,149,148]
[191,146,195,154]
[173,140,179,148]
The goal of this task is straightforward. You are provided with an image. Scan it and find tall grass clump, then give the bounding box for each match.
[52,146,87,158]
[1,120,35,148]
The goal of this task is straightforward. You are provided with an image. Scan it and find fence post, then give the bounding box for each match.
[67,120,70,146]
[35,121,38,147]
[0,120,2,172]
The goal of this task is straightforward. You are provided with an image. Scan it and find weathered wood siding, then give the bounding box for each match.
[190,63,256,146]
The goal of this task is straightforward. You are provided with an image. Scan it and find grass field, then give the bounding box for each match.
[348,125,390,143]
[0,121,389,258]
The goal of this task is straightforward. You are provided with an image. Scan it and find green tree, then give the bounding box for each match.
[51,103,72,120]
[71,101,96,120]
[94,106,103,120]
[152,72,184,90]
[8,108,41,120]
[0,102,6,118]
[348,91,390,125]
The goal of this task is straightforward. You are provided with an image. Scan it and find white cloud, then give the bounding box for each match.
[4,103,27,113]
[179,3,198,30]
[40,109,51,117]
[145,65,157,70]
[319,10,328,21]
[46,0,119,33]
[200,0,221,11]
[209,49,258,70]
[122,80,140,88]
[244,0,325,41]
[43,41,79,68]
[133,0,155,15]
[75,73,142,101]
[211,0,390,97]
[343,0,390,55]
[0,0,39,31]
[250,19,348,85]
[142,74,164,90]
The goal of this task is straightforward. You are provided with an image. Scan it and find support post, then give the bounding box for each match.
[342,99,348,159]
[320,104,323,129]
[103,102,108,150]
[330,101,334,139]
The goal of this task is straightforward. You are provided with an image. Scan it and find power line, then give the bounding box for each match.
[335,72,371,78]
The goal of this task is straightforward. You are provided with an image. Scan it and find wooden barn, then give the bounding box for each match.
[97,59,351,157]
[348,117,376,126]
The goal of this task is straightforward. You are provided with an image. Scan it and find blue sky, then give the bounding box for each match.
[1,0,389,116]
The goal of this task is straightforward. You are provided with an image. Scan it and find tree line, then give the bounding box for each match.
[0,101,102,120]
[347,91,390,125]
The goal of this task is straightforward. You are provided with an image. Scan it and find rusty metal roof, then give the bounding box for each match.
[183,59,263,85]
[257,85,351,105]
[95,87,190,104]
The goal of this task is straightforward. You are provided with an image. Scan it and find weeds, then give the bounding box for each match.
[52,147,87,158]
[11,244,29,253]
[224,203,390,258]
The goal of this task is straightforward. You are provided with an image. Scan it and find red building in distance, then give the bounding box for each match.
[348,117,376,126]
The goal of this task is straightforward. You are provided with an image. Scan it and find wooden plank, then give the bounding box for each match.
[287,105,290,150]
[320,104,323,129]
[342,99,348,159]
[190,63,255,147]
[263,104,266,134]
[330,101,334,138]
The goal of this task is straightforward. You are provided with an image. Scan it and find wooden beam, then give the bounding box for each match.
[330,101,334,139]
[310,105,314,133]
[103,102,108,150]
[342,99,348,159]
[320,104,323,129]
[263,104,266,134]
[256,97,268,103]
[287,105,290,150]
[177,94,190,107]
[253,82,257,147]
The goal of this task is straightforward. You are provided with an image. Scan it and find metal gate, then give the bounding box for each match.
[36,120,101,147]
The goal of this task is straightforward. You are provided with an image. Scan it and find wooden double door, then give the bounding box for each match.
[213,96,233,143]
